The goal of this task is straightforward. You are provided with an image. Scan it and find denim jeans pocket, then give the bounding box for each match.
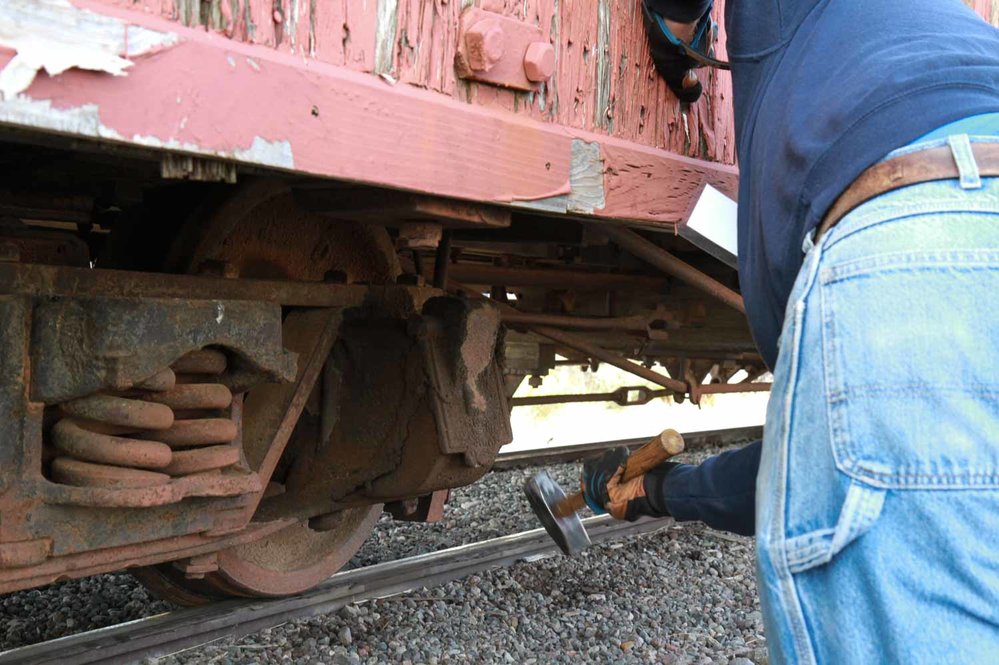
[820,249,999,489]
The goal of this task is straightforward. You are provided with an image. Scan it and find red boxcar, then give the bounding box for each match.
[0,0,993,601]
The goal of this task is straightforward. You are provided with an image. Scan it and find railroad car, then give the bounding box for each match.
[1,0,992,604]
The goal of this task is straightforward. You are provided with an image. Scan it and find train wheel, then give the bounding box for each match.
[133,181,398,603]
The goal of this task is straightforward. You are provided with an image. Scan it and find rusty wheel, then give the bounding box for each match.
[133,181,398,603]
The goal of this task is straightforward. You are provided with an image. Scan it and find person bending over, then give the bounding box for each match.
[582,1,999,663]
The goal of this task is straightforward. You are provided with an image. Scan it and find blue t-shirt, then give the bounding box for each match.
[725,0,999,368]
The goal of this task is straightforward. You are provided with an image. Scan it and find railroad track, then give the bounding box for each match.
[0,516,674,665]
[491,425,762,470]
[0,426,759,664]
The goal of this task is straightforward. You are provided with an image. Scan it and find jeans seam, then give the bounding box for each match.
[779,302,817,663]
[824,194,999,251]
[776,241,830,664]
[821,249,858,477]
[823,252,999,284]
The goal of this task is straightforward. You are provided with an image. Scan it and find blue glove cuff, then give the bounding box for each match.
[583,491,606,515]
[651,3,730,70]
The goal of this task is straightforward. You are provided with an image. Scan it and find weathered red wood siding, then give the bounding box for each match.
[90,0,737,165]
[85,0,999,169]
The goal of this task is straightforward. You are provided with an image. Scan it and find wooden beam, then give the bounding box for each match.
[0,0,737,227]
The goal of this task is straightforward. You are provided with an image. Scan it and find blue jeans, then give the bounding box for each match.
[756,134,999,664]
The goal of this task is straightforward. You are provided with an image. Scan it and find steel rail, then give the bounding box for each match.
[0,517,674,665]
[491,425,763,470]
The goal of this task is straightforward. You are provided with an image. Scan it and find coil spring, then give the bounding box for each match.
[49,349,240,490]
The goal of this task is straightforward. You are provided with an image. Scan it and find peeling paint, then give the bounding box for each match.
[513,138,606,215]
[0,96,114,138]
[0,95,294,170]
[593,0,611,130]
[374,0,398,75]
[0,2,747,224]
[567,139,606,213]
[233,136,294,168]
[0,0,177,98]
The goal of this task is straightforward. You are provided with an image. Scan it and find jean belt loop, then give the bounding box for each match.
[801,228,816,255]
[947,134,982,190]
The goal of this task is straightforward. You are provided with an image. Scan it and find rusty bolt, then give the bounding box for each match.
[465,19,506,72]
[523,42,555,82]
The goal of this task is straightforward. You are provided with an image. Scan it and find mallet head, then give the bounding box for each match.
[524,470,591,556]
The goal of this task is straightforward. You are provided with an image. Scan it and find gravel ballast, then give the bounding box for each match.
[0,442,766,663]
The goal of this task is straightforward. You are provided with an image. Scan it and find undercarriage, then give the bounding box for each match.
[0,132,759,603]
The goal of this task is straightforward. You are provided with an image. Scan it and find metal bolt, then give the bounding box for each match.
[465,19,506,72]
[273,9,283,23]
[523,42,555,82]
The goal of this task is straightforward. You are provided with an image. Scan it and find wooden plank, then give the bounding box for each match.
[0,0,737,226]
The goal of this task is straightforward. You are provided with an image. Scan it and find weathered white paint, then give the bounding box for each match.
[513,138,606,215]
[567,138,606,214]
[0,0,178,98]
[233,136,295,169]
[594,0,612,130]
[374,0,399,75]
[0,95,295,170]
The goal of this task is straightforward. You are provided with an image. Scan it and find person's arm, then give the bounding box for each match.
[582,440,761,537]
[647,440,760,536]
[640,0,718,103]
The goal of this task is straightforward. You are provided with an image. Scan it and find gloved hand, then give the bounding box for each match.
[581,447,678,521]
[641,0,720,104]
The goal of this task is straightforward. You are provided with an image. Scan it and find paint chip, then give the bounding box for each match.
[233,136,295,169]
[0,0,177,99]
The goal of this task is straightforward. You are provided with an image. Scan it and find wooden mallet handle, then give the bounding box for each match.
[621,429,685,482]
[552,429,685,518]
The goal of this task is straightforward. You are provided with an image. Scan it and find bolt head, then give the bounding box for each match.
[465,20,506,72]
[523,42,555,82]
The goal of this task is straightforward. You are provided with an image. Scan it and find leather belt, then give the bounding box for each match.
[815,143,999,241]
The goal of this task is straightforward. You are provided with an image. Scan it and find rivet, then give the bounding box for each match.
[523,42,555,82]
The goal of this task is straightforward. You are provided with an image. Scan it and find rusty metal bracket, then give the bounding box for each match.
[386,489,449,523]
[419,297,512,468]
[30,297,296,404]
[590,224,746,315]
[455,7,555,91]
[240,308,345,521]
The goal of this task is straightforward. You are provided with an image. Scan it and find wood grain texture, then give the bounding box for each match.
[82,0,998,168]
[84,0,738,164]
[46,0,998,225]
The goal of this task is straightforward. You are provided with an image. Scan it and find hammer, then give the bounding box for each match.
[524,429,685,556]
